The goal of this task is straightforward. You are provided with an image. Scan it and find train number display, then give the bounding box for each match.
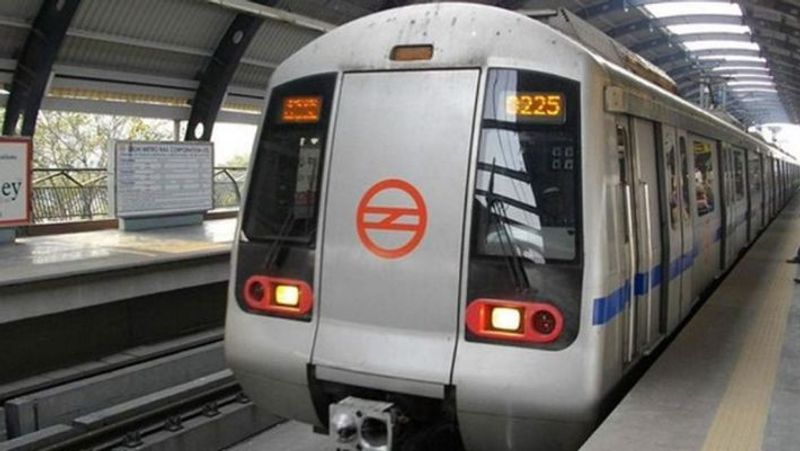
[505,92,565,124]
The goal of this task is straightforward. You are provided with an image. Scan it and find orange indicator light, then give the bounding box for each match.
[281,96,322,123]
[390,45,434,61]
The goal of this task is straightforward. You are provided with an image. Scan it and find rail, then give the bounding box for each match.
[30,167,247,223]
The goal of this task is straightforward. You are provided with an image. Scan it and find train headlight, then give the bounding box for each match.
[466,299,564,345]
[490,307,523,332]
[274,285,300,307]
[242,275,313,320]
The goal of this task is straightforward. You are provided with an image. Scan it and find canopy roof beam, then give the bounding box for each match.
[185,3,277,141]
[2,0,81,136]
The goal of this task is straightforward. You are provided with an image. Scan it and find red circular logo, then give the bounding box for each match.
[356,179,427,259]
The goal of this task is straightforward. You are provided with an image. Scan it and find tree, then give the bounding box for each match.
[33,111,173,168]
[222,153,250,167]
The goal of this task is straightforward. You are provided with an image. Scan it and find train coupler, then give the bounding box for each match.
[329,396,399,451]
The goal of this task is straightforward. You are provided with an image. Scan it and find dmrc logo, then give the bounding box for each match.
[355,179,428,260]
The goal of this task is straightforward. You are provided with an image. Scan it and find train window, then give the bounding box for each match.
[617,125,630,243]
[468,68,581,350]
[693,139,716,216]
[242,74,337,243]
[617,126,628,184]
[665,140,678,229]
[679,137,691,221]
[734,149,745,201]
[475,69,581,264]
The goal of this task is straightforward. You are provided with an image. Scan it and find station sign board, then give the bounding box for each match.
[0,137,32,227]
[109,141,214,218]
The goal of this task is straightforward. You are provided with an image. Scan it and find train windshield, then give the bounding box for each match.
[472,69,581,265]
[242,74,336,243]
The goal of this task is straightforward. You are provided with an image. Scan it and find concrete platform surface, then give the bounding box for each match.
[0,218,235,287]
[0,219,236,326]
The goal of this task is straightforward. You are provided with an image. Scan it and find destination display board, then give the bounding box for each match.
[0,138,32,227]
[110,141,213,218]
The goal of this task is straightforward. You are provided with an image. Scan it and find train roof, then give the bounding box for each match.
[269,2,794,163]
[269,3,592,87]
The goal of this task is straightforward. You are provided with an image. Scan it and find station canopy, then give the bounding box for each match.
[0,0,796,128]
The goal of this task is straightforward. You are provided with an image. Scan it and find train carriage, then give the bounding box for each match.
[224,4,798,450]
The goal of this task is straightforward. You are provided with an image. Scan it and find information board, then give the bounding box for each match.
[110,141,213,218]
[0,138,32,227]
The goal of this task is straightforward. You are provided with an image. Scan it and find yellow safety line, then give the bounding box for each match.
[701,223,796,451]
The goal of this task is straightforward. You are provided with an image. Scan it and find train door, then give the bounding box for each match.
[690,135,720,294]
[732,147,747,254]
[781,161,787,204]
[771,158,777,216]
[657,125,682,333]
[745,150,753,243]
[676,132,694,314]
[630,118,662,352]
[719,144,734,270]
[616,117,657,363]
[764,156,773,221]
[312,70,479,387]
[758,155,769,230]
[748,151,764,235]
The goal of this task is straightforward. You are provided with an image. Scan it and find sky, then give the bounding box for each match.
[758,123,800,159]
[210,122,257,165]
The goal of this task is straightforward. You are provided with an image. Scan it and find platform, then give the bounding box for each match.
[583,196,800,451]
[0,218,235,324]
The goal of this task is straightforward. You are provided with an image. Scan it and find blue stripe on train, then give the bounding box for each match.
[592,281,632,326]
[593,245,697,325]
[592,216,741,326]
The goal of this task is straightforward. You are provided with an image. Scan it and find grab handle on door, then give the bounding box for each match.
[642,182,654,343]
[624,184,636,363]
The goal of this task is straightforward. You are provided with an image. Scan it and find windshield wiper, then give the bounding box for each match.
[486,158,531,292]
[259,140,324,269]
[263,212,296,270]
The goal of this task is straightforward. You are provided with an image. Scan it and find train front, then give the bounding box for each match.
[226,4,602,450]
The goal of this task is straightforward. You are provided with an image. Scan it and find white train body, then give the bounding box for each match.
[225,4,798,450]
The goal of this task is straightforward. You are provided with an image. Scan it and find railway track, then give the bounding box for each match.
[0,329,224,409]
[44,371,243,450]
[0,330,279,451]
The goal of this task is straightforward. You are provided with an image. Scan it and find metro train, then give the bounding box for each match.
[224,3,799,450]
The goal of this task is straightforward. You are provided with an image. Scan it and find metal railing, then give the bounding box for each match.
[213,167,248,210]
[31,167,247,223]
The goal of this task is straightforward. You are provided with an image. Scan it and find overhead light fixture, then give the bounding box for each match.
[712,66,770,72]
[667,24,751,35]
[729,74,774,80]
[684,41,760,52]
[699,55,767,63]
[644,2,743,18]
[731,88,778,93]
[728,81,775,87]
